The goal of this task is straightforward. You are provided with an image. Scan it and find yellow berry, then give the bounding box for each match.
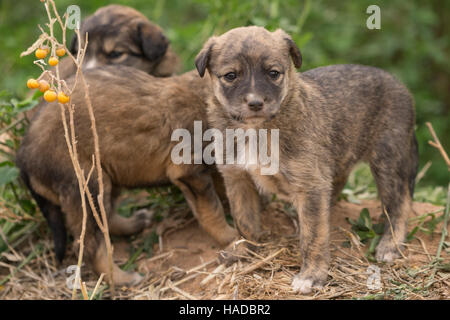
[57,92,70,104]
[48,56,59,66]
[56,47,66,57]
[35,48,48,59]
[38,80,50,93]
[27,79,39,89]
[44,90,57,102]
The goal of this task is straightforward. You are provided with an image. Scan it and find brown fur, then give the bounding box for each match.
[27,5,180,120]
[195,26,419,294]
[16,66,237,286]
[45,5,179,82]
[67,4,179,77]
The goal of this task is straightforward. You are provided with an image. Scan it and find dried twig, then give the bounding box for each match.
[166,279,198,300]
[21,0,115,298]
[237,248,285,276]
[200,264,225,286]
[426,122,450,170]
[90,273,105,300]
[415,161,432,185]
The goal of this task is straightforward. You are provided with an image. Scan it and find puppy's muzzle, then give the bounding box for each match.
[245,93,265,112]
[247,99,264,112]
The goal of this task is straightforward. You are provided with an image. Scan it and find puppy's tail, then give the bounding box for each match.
[20,170,67,262]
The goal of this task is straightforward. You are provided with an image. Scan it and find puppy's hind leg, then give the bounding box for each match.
[32,193,67,262]
[21,171,67,262]
[61,177,143,286]
[94,235,143,286]
[369,133,418,262]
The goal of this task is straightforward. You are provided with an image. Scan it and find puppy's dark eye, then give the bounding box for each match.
[269,70,280,79]
[224,72,237,82]
[107,51,123,59]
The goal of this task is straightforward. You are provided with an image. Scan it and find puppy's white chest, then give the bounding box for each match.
[232,142,290,200]
[235,142,260,172]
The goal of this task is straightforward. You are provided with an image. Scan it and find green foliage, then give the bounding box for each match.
[407,209,445,242]
[341,164,378,204]
[413,185,448,206]
[0,165,19,187]
[117,186,186,220]
[122,231,159,271]
[346,208,384,261]
[0,92,42,263]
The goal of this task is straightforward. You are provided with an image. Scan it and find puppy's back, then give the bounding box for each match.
[17,66,207,189]
[300,64,415,150]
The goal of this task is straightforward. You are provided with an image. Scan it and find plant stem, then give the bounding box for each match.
[436,183,450,260]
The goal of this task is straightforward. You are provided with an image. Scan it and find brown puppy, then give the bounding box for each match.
[16,66,237,285]
[195,26,418,294]
[28,5,179,119]
[25,5,179,119]
[59,4,179,79]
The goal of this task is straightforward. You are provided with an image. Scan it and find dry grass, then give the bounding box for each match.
[0,198,448,300]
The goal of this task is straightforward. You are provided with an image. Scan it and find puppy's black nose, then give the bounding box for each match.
[247,99,264,111]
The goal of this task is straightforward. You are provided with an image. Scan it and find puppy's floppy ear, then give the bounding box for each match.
[286,37,302,69]
[137,21,169,62]
[274,29,302,69]
[195,37,216,77]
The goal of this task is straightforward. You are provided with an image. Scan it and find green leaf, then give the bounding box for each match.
[144,232,158,256]
[345,217,356,226]
[18,199,36,215]
[16,99,38,112]
[407,226,419,242]
[424,214,445,234]
[0,165,19,186]
[0,161,15,167]
[356,230,375,242]
[358,208,372,229]
[368,234,381,254]
[373,222,385,235]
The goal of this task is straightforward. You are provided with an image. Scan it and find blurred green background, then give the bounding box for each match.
[0,0,449,186]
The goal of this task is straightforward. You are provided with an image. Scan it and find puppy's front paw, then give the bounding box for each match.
[215,226,239,246]
[375,236,403,263]
[291,270,326,294]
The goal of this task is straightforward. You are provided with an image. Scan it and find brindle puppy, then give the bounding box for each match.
[195,26,418,294]
[60,4,179,79]
[16,66,237,286]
